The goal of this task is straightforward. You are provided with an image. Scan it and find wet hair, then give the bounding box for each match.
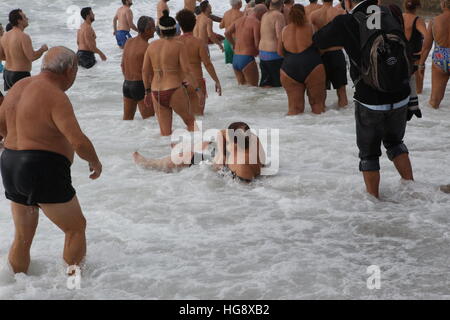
[284,0,294,4]
[404,0,421,11]
[289,4,306,26]
[6,23,13,32]
[255,0,265,4]
[200,1,210,13]
[270,0,283,9]
[41,47,77,74]
[122,0,129,4]
[176,9,196,33]
[230,0,241,7]
[81,7,92,21]
[323,0,333,3]
[227,122,251,150]
[137,16,154,34]
[309,0,318,3]
[389,4,404,28]
[159,10,177,37]
[9,9,23,27]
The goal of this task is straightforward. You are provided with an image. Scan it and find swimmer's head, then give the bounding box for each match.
[270,0,283,11]
[176,9,196,33]
[441,0,450,9]
[199,1,212,15]
[122,0,133,6]
[159,10,177,38]
[289,4,306,26]
[137,16,155,38]
[230,0,243,9]
[404,0,420,11]
[41,47,78,91]
[81,7,94,22]
[9,9,28,29]
[227,122,252,150]
[253,4,268,20]
[284,0,294,5]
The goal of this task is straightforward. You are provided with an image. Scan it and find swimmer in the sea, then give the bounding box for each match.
[176,9,222,116]
[0,9,48,92]
[77,7,107,69]
[310,0,348,108]
[113,0,138,49]
[121,16,156,120]
[142,10,200,136]
[220,0,244,65]
[194,1,224,53]
[0,47,102,275]
[225,4,267,86]
[133,122,266,182]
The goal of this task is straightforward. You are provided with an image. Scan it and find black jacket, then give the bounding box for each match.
[313,0,410,105]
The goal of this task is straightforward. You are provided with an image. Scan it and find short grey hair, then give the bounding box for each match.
[230,0,241,7]
[41,46,77,74]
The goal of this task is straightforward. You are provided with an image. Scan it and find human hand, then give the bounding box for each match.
[215,82,222,96]
[89,160,102,180]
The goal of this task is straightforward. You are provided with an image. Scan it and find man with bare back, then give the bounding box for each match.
[225,4,267,86]
[305,0,322,20]
[113,0,138,49]
[121,16,156,120]
[310,0,348,107]
[0,47,102,275]
[259,0,285,87]
[220,0,244,64]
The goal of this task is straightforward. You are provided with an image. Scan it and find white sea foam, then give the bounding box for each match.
[0,0,449,299]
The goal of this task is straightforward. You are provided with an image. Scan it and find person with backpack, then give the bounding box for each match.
[312,0,421,199]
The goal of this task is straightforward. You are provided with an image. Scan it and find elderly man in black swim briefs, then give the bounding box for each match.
[0,47,102,274]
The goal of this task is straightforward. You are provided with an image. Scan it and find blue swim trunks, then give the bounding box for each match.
[116,30,132,48]
[259,50,283,62]
[232,54,255,72]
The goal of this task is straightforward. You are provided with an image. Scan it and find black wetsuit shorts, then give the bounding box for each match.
[77,50,96,69]
[123,80,145,101]
[1,149,76,206]
[321,50,348,90]
[3,69,31,91]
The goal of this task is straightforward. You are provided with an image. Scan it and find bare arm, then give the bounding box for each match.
[142,48,154,91]
[419,20,434,66]
[88,28,107,60]
[225,22,236,47]
[0,39,5,60]
[207,19,223,51]
[200,44,221,95]
[0,99,7,137]
[277,28,285,57]
[52,94,102,179]
[128,10,138,32]
[275,15,285,41]
[113,13,118,34]
[219,12,226,29]
[21,34,46,62]
[253,21,261,52]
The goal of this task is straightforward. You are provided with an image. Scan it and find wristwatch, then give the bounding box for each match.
[145,88,151,94]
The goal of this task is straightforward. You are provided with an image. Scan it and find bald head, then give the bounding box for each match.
[41,47,77,75]
[253,3,268,19]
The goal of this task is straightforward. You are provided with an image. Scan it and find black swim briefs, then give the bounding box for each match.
[321,50,348,90]
[259,59,283,88]
[3,69,31,91]
[77,50,96,69]
[1,149,76,206]
[123,80,145,101]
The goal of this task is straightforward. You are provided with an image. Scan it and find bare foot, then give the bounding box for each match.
[133,152,146,166]
[440,185,450,194]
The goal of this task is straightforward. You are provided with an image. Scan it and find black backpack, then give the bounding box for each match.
[350,6,412,93]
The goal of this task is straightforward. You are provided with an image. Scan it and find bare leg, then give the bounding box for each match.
[242,61,259,87]
[306,65,326,114]
[170,87,197,133]
[233,69,246,85]
[336,86,348,108]
[137,100,154,119]
[39,197,87,268]
[152,96,174,137]
[185,84,202,116]
[133,151,191,172]
[393,153,414,181]
[0,96,3,106]
[363,171,380,199]
[198,79,207,115]
[123,97,137,120]
[8,203,39,274]
[430,64,450,109]
[281,71,305,115]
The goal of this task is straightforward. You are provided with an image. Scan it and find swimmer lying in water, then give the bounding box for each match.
[133,122,266,182]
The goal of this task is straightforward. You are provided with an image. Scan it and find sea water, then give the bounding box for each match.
[0,0,449,300]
